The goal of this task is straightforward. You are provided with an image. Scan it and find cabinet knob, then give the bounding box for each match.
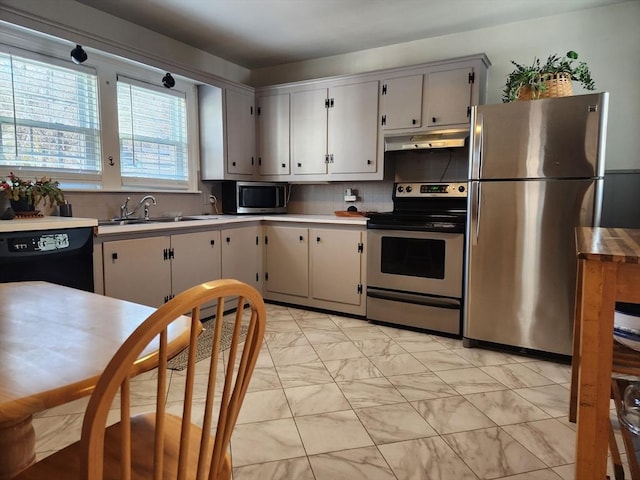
[210,239,215,246]
[297,163,302,167]
[367,159,372,165]
[232,161,236,166]
[432,117,437,123]
[111,252,118,261]
[299,235,304,242]
[316,237,321,243]
[282,163,286,168]
[226,237,231,243]
[412,119,417,125]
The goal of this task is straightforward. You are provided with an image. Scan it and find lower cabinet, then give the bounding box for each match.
[102,231,221,307]
[263,224,366,315]
[99,222,364,316]
[220,225,262,290]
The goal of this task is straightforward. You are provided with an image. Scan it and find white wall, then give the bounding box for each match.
[252,2,640,171]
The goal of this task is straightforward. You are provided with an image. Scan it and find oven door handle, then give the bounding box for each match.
[367,290,460,310]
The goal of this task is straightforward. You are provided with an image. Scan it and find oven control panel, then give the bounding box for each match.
[394,182,467,198]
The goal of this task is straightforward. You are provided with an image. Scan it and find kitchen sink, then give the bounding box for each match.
[98,216,218,226]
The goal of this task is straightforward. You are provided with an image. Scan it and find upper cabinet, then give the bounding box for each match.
[257,93,290,176]
[425,67,474,128]
[380,75,424,130]
[225,88,256,175]
[202,54,489,182]
[290,80,379,180]
[199,85,255,180]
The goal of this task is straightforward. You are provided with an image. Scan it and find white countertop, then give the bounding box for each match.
[0,214,368,235]
[95,214,368,235]
[0,216,98,233]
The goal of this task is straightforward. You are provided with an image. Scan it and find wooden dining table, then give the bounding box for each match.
[573,227,640,480]
[0,281,196,479]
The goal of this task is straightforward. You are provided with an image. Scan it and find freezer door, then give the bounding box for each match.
[464,178,598,355]
[470,93,608,180]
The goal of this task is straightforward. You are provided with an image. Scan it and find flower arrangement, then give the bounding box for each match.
[0,172,65,209]
[502,50,596,103]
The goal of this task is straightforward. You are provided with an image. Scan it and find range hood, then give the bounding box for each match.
[385,130,469,151]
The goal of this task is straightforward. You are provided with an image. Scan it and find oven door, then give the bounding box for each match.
[367,229,463,298]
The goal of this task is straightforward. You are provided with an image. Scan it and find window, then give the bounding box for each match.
[0,31,201,192]
[0,52,100,173]
[117,77,188,184]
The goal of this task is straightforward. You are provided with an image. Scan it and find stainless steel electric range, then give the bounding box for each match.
[366,182,467,336]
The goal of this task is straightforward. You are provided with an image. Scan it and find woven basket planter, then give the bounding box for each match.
[517,73,573,101]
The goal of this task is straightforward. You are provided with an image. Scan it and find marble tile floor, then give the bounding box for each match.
[33,303,639,480]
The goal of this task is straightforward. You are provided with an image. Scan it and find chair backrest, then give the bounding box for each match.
[80,279,266,480]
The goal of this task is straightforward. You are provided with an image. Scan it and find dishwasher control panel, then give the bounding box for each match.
[8,233,70,252]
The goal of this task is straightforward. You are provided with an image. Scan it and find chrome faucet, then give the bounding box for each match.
[119,195,157,220]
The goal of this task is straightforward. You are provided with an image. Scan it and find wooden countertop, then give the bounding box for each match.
[575,227,640,263]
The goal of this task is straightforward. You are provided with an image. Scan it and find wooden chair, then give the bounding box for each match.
[571,259,640,479]
[15,278,266,480]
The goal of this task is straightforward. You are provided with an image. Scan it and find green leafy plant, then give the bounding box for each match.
[502,50,596,103]
[0,172,65,208]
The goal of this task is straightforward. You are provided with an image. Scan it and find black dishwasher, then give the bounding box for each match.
[0,227,94,292]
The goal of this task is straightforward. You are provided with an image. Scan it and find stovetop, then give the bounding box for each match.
[367,182,468,233]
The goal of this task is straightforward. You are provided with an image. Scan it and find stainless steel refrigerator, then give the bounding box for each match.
[463,93,609,356]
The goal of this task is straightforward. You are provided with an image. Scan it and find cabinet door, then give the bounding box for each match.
[221,226,261,289]
[258,93,290,176]
[171,231,221,296]
[226,88,256,175]
[310,228,362,306]
[291,88,328,175]
[264,226,308,297]
[103,236,171,307]
[328,81,379,174]
[425,68,472,127]
[381,75,423,130]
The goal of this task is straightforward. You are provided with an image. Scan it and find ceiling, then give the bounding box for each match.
[74,0,627,69]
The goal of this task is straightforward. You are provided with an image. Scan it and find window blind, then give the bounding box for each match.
[117,78,188,182]
[0,52,101,172]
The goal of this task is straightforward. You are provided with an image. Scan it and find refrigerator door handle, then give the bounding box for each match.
[471,182,481,246]
[471,110,484,178]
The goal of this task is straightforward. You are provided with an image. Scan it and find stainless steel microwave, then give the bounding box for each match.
[221,181,288,214]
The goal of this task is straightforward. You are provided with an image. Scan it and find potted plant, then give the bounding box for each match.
[0,172,65,212]
[502,50,596,103]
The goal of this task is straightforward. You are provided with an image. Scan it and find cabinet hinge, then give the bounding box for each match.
[381,115,386,126]
[163,248,169,261]
[257,106,261,115]
[265,272,269,281]
[324,154,329,164]
[468,72,475,84]
[357,284,363,294]
[329,153,334,163]
[324,98,330,108]
[255,272,259,282]
[250,106,254,115]
[467,106,471,118]
[164,294,174,303]
[258,157,262,166]
[169,248,175,260]
[251,156,255,166]
[256,236,259,245]
[382,84,387,95]
[264,235,268,245]
[357,242,364,253]
[330,98,334,108]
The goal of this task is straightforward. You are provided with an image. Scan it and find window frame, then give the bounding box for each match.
[0,31,201,193]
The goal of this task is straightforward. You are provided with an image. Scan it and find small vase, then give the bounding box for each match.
[10,198,35,213]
